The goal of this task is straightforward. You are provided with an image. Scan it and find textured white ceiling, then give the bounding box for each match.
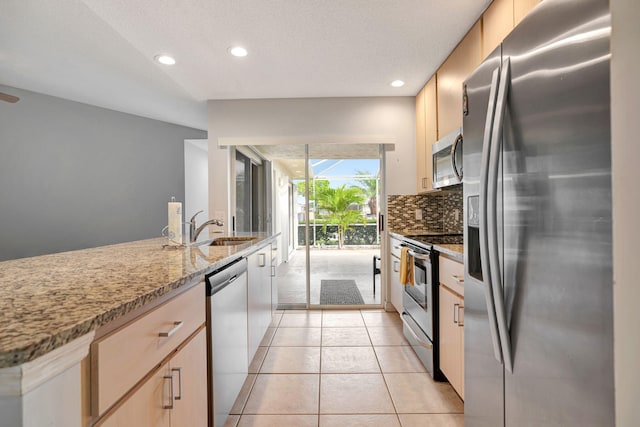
[0,0,491,130]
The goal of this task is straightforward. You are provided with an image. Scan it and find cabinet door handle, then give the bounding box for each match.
[171,367,182,400]
[452,274,464,284]
[454,303,459,324]
[422,177,428,188]
[271,265,276,277]
[393,260,400,273]
[458,305,464,327]
[258,253,266,267]
[163,373,174,409]
[159,321,184,338]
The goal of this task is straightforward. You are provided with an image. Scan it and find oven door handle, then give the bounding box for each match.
[407,250,431,261]
[401,312,433,349]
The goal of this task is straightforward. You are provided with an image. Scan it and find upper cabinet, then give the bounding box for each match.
[416,76,438,193]
[515,0,541,26]
[482,0,514,58]
[413,0,541,195]
[436,21,482,138]
[416,86,426,193]
[483,0,541,58]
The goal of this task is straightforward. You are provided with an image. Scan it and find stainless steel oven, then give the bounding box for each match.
[400,240,444,381]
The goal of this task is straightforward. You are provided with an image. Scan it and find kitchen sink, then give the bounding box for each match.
[208,237,257,246]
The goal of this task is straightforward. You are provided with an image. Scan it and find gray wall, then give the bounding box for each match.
[0,85,207,261]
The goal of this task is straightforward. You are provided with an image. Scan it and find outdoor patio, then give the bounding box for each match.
[277,247,382,306]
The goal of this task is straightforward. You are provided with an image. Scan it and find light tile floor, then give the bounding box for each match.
[225,309,464,427]
[278,248,382,305]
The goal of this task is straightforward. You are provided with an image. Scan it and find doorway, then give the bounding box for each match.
[247,143,385,309]
[234,148,271,233]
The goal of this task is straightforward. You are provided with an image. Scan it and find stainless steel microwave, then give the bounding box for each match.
[432,129,463,189]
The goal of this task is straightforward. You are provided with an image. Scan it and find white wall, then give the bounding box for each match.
[272,163,292,263]
[611,0,640,425]
[207,142,232,233]
[207,97,416,215]
[184,140,209,226]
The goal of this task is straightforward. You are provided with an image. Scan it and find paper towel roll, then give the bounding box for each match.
[167,199,183,245]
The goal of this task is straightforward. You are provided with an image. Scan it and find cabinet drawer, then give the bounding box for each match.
[390,238,403,259]
[439,256,464,296]
[92,283,205,416]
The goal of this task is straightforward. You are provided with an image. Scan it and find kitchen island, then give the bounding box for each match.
[0,233,278,426]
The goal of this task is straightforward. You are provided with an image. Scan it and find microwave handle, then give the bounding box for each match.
[451,133,463,181]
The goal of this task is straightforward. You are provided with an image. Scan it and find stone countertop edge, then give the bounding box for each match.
[0,233,279,368]
[432,244,464,262]
[387,231,463,262]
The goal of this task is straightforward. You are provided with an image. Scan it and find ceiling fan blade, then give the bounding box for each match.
[0,93,20,103]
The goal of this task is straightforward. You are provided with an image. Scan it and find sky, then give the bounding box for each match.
[310,159,379,188]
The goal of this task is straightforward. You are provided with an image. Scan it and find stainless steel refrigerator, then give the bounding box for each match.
[462,0,614,425]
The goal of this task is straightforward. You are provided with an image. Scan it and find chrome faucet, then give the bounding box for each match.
[189,210,224,242]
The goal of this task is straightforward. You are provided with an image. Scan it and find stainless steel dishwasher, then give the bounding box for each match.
[205,257,248,427]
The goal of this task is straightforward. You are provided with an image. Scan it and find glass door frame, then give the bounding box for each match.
[304,144,387,310]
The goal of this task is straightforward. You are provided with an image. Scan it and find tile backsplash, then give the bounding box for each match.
[387,189,463,234]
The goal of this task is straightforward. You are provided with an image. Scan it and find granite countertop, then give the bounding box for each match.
[388,230,464,262]
[432,244,464,262]
[0,233,277,368]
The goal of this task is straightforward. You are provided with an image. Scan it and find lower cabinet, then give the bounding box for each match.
[439,284,464,399]
[98,328,207,427]
[389,237,403,313]
[247,246,273,363]
[170,328,208,426]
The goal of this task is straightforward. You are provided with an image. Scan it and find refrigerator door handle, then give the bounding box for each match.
[479,66,504,365]
[487,57,514,373]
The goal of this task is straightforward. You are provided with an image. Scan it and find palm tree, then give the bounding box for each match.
[316,185,366,248]
[354,170,379,217]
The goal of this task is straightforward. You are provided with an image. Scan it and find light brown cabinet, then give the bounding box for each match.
[482,0,514,58]
[91,282,207,426]
[437,21,482,138]
[438,256,464,399]
[416,76,438,193]
[99,328,207,427]
[515,0,541,25]
[99,361,171,427]
[483,0,542,59]
[416,86,426,193]
[439,284,464,399]
[91,283,205,416]
[170,329,208,426]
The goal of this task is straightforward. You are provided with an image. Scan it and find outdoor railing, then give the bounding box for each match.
[298,223,379,246]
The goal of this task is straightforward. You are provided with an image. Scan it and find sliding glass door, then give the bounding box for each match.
[235,143,385,309]
[307,144,383,308]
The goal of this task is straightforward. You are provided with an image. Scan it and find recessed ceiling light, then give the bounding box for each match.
[154,54,176,65]
[391,80,405,88]
[229,46,248,57]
